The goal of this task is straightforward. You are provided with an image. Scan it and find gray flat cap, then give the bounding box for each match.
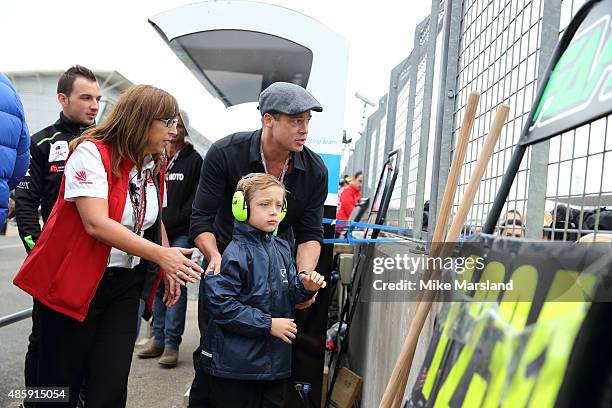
[258,82,323,115]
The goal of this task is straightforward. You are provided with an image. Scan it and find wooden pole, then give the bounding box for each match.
[380,103,510,408]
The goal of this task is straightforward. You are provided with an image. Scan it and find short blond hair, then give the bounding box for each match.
[236,173,286,202]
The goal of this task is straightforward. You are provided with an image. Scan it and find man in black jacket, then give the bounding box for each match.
[188,82,328,405]
[138,109,203,368]
[14,65,101,392]
[15,65,101,253]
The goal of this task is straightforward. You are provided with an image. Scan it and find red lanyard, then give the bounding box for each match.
[128,169,150,235]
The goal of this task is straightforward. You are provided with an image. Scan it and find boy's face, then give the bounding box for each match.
[248,185,285,232]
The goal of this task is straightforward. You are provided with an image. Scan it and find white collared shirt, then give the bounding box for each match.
[64,141,165,268]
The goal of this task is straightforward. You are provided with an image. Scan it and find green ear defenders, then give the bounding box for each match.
[231,190,249,222]
[231,190,288,222]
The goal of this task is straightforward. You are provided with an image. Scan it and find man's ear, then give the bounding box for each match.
[262,113,275,128]
[57,93,68,109]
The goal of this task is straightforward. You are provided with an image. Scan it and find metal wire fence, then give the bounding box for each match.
[450,0,544,238]
[540,0,612,242]
[346,0,612,242]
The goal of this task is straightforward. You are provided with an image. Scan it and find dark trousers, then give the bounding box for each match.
[190,262,214,405]
[189,371,286,408]
[31,266,143,408]
[24,298,39,389]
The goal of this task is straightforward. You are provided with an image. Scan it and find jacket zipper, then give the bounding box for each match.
[262,235,274,374]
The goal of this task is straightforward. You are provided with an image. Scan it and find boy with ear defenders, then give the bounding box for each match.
[198,173,326,407]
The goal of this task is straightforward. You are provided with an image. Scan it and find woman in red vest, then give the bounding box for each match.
[13,85,203,407]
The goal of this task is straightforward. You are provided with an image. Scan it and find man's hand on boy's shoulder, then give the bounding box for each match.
[204,251,222,275]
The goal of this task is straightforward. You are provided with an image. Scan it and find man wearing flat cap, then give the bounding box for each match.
[188,82,328,404]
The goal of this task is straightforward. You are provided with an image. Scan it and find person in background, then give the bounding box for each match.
[0,73,29,234]
[338,177,346,194]
[338,174,351,196]
[13,65,101,392]
[15,65,101,253]
[422,200,429,232]
[13,85,203,407]
[499,209,524,238]
[336,170,363,225]
[138,109,203,367]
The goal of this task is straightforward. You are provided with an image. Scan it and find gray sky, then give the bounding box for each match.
[0,0,431,142]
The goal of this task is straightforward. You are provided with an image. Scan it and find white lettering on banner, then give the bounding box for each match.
[371,279,515,293]
[455,280,514,291]
[373,280,417,291]
[420,280,452,291]
[167,173,184,181]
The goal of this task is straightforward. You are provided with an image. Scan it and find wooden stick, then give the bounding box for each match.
[445,105,509,241]
[380,103,509,408]
[430,93,481,245]
[379,91,481,408]
[418,92,481,288]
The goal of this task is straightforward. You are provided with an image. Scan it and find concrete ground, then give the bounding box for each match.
[0,222,201,408]
[129,298,199,408]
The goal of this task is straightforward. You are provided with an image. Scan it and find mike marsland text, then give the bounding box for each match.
[372,279,514,291]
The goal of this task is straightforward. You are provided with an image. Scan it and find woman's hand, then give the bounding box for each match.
[270,318,297,344]
[155,247,204,286]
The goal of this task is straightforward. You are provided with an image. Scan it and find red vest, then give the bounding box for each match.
[336,184,362,221]
[14,140,163,322]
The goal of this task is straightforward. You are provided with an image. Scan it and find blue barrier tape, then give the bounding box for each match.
[323,237,407,244]
[322,218,412,233]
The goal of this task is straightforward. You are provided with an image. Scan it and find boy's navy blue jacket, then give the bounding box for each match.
[200,220,313,380]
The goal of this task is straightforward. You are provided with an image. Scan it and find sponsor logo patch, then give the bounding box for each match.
[48,140,69,162]
[74,170,93,185]
[49,164,65,173]
[280,268,288,283]
[166,172,184,181]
